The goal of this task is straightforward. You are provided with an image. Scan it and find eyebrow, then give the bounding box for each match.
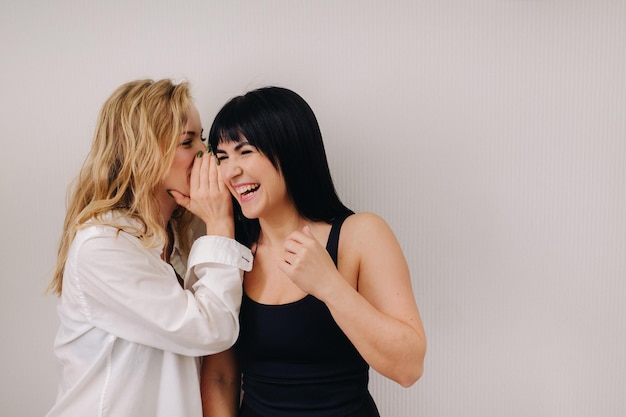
[181,128,202,136]
[216,141,252,153]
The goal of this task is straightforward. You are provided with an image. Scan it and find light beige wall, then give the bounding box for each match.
[1,1,624,416]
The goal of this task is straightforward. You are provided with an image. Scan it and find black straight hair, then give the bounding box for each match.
[208,86,350,246]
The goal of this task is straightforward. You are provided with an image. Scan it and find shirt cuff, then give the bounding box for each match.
[187,235,253,272]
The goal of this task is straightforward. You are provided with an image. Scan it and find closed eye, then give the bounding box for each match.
[215,142,257,159]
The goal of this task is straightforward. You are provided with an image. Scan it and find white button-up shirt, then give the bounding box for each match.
[45,212,253,417]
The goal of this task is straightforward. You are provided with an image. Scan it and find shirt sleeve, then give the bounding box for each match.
[65,226,253,356]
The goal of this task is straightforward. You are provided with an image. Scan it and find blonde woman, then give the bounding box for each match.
[45,79,252,417]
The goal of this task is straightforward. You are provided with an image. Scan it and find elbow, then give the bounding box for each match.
[391,340,426,388]
[380,359,424,388]
[204,334,237,354]
[181,332,237,356]
[396,362,424,388]
[208,323,240,353]
[195,316,240,355]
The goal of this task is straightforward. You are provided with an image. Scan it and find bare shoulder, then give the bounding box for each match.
[339,212,404,262]
[341,212,398,242]
[340,212,414,311]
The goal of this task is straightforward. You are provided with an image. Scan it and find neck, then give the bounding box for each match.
[161,221,175,263]
[158,192,177,262]
[159,192,177,228]
[257,206,307,247]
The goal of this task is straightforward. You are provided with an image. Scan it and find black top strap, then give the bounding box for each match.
[326,210,354,265]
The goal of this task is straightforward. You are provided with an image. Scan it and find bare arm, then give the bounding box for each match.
[201,348,240,417]
[280,212,426,386]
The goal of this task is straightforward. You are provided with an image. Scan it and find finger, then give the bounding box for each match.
[189,151,204,193]
[281,250,295,267]
[215,155,227,193]
[207,152,220,190]
[283,237,301,254]
[283,232,300,249]
[286,230,313,247]
[198,151,210,191]
[277,259,291,276]
[168,189,190,208]
[300,227,321,246]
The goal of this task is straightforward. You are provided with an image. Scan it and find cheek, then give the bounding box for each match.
[225,182,237,197]
[172,151,196,170]
[165,153,195,184]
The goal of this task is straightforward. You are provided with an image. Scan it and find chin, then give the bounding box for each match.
[240,207,260,220]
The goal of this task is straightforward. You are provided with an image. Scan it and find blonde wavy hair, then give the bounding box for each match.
[48,79,195,296]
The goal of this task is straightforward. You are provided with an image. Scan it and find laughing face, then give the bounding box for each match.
[215,136,289,220]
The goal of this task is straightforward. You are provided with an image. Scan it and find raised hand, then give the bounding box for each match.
[278,226,343,300]
[170,151,234,238]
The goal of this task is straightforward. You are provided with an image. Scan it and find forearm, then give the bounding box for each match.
[74,230,249,356]
[201,377,240,417]
[322,279,426,387]
[204,217,234,238]
[201,350,241,417]
[278,213,425,386]
[187,237,251,346]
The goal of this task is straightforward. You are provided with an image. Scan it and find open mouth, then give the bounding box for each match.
[237,184,260,199]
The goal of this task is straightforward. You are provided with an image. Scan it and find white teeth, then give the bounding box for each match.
[236,184,259,194]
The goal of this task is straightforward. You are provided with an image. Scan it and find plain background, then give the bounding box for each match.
[1,1,624,416]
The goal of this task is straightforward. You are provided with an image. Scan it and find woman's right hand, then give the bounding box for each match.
[171,151,235,238]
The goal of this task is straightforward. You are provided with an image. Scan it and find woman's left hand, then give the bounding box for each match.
[278,226,343,300]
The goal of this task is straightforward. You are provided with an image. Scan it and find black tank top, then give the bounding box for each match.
[236,211,380,417]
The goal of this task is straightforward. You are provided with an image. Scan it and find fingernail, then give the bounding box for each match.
[166,189,174,198]
[196,151,203,158]
[207,145,213,154]
[216,156,220,166]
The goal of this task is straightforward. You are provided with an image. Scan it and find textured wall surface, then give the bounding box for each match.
[1,1,624,416]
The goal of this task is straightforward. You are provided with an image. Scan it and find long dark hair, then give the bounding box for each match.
[208,86,349,246]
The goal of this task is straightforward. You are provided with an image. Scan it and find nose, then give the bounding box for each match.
[221,158,243,181]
